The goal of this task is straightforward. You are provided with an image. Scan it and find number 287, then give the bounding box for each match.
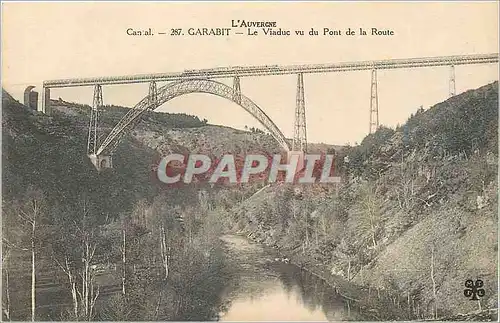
[171,29,182,36]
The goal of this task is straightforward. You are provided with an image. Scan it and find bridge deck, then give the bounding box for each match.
[43,53,498,88]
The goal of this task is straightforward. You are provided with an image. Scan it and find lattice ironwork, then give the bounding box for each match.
[87,84,103,155]
[293,73,307,152]
[449,65,456,97]
[96,79,290,155]
[149,81,158,108]
[369,69,379,134]
[233,76,241,104]
[44,53,498,88]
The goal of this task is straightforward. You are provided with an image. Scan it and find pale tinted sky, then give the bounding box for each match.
[2,2,498,145]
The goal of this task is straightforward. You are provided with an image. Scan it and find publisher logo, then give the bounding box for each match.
[154,152,340,186]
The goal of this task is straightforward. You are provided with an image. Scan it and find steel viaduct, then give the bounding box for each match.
[38,53,498,170]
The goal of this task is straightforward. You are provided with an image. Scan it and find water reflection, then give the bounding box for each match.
[221,287,329,321]
[219,235,366,321]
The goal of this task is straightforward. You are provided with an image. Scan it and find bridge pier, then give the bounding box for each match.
[87,84,113,171]
[24,86,38,111]
[293,73,307,152]
[40,87,51,115]
[369,69,379,134]
[87,84,103,155]
[88,154,113,171]
[449,65,456,97]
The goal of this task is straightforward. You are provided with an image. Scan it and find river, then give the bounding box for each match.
[19,234,370,321]
[217,235,368,321]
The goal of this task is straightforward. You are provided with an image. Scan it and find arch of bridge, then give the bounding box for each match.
[97,79,290,155]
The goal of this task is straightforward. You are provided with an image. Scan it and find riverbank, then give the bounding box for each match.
[219,234,372,321]
[242,229,498,321]
[239,232,410,321]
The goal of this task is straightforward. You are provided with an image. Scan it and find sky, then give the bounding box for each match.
[2,1,499,145]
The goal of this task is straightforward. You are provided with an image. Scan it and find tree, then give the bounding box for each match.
[2,243,12,321]
[300,201,314,250]
[160,225,171,280]
[121,219,127,296]
[3,188,46,321]
[51,198,102,321]
[337,238,357,281]
[396,157,417,212]
[351,181,385,249]
[23,189,44,321]
[430,245,438,319]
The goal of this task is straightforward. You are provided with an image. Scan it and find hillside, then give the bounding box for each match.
[48,97,339,155]
[4,93,311,208]
[232,82,499,320]
[2,82,497,321]
[2,90,290,320]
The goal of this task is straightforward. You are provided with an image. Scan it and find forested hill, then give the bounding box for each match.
[233,81,498,320]
[1,89,286,321]
[3,90,158,215]
[2,91,282,210]
[2,81,497,320]
[2,88,338,215]
[344,81,498,180]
